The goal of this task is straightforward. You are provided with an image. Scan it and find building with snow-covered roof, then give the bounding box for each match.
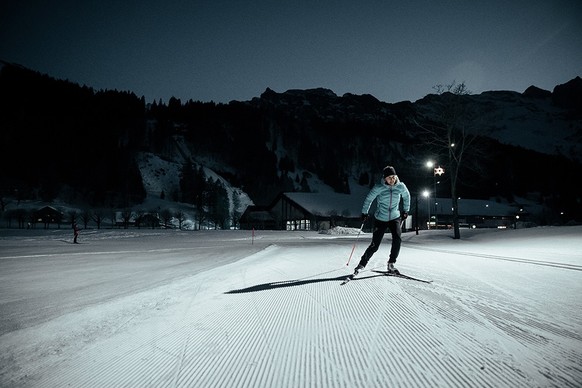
[241,192,362,231]
[33,206,65,228]
[241,192,532,231]
[239,206,277,230]
[429,198,527,229]
[268,192,363,231]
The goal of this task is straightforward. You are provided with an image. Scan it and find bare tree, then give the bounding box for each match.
[110,210,118,228]
[160,209,173,228]
[121,209,133,229]
[80,208,92,229]
[67,210,78,228]
[91,208,106,229]
[414,81,481,239]
[134,209,145,229]
[174,210,186,230]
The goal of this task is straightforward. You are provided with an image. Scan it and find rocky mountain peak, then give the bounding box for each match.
[523,85,552,99]
[552,76,582,112]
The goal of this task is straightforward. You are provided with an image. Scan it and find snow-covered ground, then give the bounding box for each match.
[1,226,581,387]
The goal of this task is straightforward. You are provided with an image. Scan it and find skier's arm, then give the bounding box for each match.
[401,183,411,212]
[361,185,380,214]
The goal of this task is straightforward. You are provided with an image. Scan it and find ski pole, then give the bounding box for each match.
[346,222,365,266]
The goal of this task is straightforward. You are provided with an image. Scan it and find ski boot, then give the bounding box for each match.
[387,262,398,274]
[341,265,364,285]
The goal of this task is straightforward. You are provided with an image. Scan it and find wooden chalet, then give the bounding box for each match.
[427,198,528,229]
[241,192,362,231]
[33,206,64,227]
[239,205,277,230]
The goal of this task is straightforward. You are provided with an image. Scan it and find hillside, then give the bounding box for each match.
[1,62,581,224]
[416,85,582,160]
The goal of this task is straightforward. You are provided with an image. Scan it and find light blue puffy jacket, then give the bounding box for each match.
[362,178,411,222]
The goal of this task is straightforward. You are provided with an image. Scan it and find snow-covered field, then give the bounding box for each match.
[1,226,581,387]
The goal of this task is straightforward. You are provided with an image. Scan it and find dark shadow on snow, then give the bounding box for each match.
[224,273,383,294]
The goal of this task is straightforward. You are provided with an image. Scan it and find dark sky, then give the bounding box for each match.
[1,0,581,104]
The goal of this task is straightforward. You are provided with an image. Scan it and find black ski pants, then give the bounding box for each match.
[358,218,402,268]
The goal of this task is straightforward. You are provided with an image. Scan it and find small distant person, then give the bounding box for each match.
[353,165,410,275]
[73,223,80,244]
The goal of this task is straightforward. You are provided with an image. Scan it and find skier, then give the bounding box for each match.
[353,165,410,276]
[73,223,80,244]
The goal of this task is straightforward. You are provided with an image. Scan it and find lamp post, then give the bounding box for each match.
[426,161,436,229]
[426,160,445,229]
[414,195,419,235]
[513,214,519,229]
[434,165,444,228]
[412,193,423,235]
[422,189,430,229]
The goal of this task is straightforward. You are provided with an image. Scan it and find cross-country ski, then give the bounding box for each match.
[372,269,433,284]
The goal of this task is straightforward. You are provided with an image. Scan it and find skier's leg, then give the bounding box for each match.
[357,219,388,268]
[388,219,402,263]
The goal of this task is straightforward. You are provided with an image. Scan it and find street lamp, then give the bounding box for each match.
[425,161,435,226]
[434,165,445,228]
[427,160,445,229]
[414,194,419,235]
[422,189,430,229]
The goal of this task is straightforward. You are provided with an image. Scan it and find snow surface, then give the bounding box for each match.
[1,226,581,387]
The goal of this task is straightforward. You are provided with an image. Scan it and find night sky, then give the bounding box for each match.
[1,0,581,104]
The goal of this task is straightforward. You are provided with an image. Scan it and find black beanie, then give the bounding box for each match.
[383,165,396,177]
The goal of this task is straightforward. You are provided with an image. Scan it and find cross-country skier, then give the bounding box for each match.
[353,165,410,276]
[73,223,80,244]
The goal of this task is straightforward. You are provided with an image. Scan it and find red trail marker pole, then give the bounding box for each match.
[346,223,365,266]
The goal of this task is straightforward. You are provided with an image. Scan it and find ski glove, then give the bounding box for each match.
[400,211,408,220]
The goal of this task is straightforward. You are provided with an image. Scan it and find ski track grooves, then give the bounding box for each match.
[21,243,582,388]
[405,244,582,271]
[410,256,581,388]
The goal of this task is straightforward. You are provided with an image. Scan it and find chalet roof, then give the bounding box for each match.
[282,192,361,218]
[34,206,62,214]
[241,206,275,221]
[244,210,275,221]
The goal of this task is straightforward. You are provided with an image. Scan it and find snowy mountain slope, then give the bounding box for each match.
[136,151,253,227]
[415,87,582,162]
[136,152,182,198]
[467,91,580,159]
[136,133,369,219]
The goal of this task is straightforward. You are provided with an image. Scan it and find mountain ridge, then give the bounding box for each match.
[0,61,580,223]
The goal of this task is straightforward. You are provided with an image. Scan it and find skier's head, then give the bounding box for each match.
[383,165,399,185]
[383,166,396,177]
